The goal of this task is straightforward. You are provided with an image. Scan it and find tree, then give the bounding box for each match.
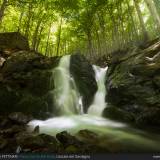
[133,0,149,41]
[0,0,8,23]
[144,0,160,32]
[0,0,159,57]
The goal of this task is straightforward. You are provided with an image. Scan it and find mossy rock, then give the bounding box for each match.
[65,145,79,153]
[106,39,160,126]
[16,94,50,119]
[102,106,135,123]
[0,84,21,113]
[70,54,97,113]
[0,50,60,119]
[136,107,160,126]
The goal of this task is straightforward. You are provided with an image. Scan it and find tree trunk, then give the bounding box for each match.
[0,0,8,24]
[25,2,33,38]
[126,0,139,40]
[87,29,93,57]
[133,0,149,41]
[32,17,43,50]
[35,26,44,52]
[97,12,107,54]
[153,0,160,16]
[144,0,160,32]
[56,17,63,56]
[17,11,24,32]
[45,23,52,56]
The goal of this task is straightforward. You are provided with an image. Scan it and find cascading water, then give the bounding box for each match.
[29,56,122,133]
[28,55,160,151]
[52,55,82,115]
[88,65,108,116]
[52,56,107,116]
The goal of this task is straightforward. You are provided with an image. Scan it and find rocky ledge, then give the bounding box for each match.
[104,38,160,128]
[1,112,158,153]
[0,32,97,119]
[0,112,115,153]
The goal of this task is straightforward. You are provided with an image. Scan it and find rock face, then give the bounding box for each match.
[0,35,97,118]
[0,50,60,119]
[0,32,30,67]
[70,54,97,113]
[0,114,127,154]
[0,114,59,153]
[0,32,29,52]
[105,38,160,127]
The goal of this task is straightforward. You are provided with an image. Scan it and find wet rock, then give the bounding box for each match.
[33,126,39,134]
[0,32,29,55]
[0,57,5,67]
[56,131,83,147]
[106,39,160,126]
[1,51,59,75]
[8,112,32,125]
[65,145,79,153]
[103,106,135,123]
[0,125,25,138]
[0,137,8,150]
[16,133,45,148]
[0,118,12,129]
[38,134,59,152]
[0,50,60,119]
[70,54,97,112]
[76,129,99,143]
[39,134,57,144]
[16,146,22,153]
[16,133,59,153]
[3,138,18,153]
[56,131,107,154]
[136,108,160,126]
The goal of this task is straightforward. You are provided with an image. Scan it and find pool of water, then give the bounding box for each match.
[28,114,160,152]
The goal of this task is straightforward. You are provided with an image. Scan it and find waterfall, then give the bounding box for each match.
[52,55,107,117]
[29,57,129,142]
[88,65,108,116]
[52,55,82,115]
[29,58,160,151]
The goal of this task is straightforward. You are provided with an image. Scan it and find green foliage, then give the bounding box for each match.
[0,0,159,58]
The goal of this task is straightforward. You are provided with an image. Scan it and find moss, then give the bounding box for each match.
[65,145,79,153]
[103,106,135,123]
[16,94,49,119]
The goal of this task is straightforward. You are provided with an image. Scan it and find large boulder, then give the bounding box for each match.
[0,32,29,52]
[0,114,59,153]
[70,54,97,112]
[0,50,60,119]
[105,39,160,127]
[0,32,30,67]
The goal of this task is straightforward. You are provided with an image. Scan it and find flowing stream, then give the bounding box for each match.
[29,55,160,152]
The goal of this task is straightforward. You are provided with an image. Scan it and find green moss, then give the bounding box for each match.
[103,106,135,123]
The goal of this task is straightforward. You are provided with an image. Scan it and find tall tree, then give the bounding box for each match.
[0,0,8,23]
[133,0,149,41]
[56,17,63,56]
[144,0,160,32]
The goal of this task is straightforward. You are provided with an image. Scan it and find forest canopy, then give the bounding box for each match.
[0,0,160,58]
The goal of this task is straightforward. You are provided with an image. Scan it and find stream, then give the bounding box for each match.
[29,55,160,152]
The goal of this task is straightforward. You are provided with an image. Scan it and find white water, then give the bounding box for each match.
[51,55,108,116]
[28,55,160,151]
[88,65,108,116]
[29,55,114,135]
[52,55,82,115]
[29,114,126,135]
